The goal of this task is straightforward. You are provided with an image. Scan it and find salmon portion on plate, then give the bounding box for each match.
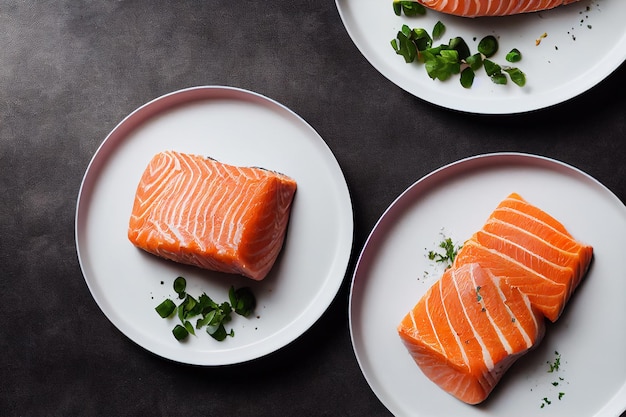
[398,263,545,404]
[404,0,581,17]
[398,193,593,404]
[128,150,297,281]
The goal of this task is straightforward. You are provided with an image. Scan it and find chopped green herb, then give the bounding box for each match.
[477,35,498,57]
[229,286,257,317]
[432,21,446,40]
[465,53,483,71]
[476,286,482,302]
[155,299,176,318]
[506,48,522,62]
[155,276,257,342]
[547,351,561,373]
[483,59,501,77]
[393,0,426,16]
[460,67,475,88]
[504,67,526,87]
[172,324,189,341]
[173,276,186,299]
[427,237,461,268]
[390,6,525,88]
[558,392,565,400]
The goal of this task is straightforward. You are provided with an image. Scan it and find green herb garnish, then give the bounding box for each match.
[229,286,257,317]
[390,5,525,88]
[173,276,186,299]
[432,21,446,40]
[155,277,257,342]
[172,324,189,341]
[155,299,176,318]
[477,35,498,57]
[427,237,461,268]
[547,351,561,372]
[393,0,426,16]
[506,48,522,63]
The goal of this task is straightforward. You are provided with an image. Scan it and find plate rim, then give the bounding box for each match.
[75,85,354,366]
[348,152,626,416]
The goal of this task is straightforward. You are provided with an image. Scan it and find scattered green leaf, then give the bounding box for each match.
[478,35,498,57]
[432,21,445,40]
[155,276,257,342]
[390,13,525,88]
[155,299,176,318]
[465,53,483,71]
[504,67,526,87]
[229,286,257,317]
[460,67,475,88]
[172,324,189,341]
[173,276,186,299]
[506,48,522,63]
[393,0,427,16]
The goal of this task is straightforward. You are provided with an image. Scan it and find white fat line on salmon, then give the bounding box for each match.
[450,267,495,371]
[467,267,514,355]
[139,163,180,206]
[483,220,578,300]
[498,200,569,236]
[491,275,536,349]
[495,0,508,14]
[203,178,229,242]
[176,156,204,241]
[485,217,579,256]
[428,283,455,360]
[149,219,178,244]
[217,182,251,245]
[436,275,471,369]
[167,223,188,247]
[480,230,571,294]
[161,167,188,226]
[420,287,449,356]
[226,182,257,245]
[465,241,567,321]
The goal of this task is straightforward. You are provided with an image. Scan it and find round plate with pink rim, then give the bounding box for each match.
[349,153,626,416]
[336,0,626,114]
[75,86,354,365]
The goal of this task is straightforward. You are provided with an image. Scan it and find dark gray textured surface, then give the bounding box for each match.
[1,1,624,416]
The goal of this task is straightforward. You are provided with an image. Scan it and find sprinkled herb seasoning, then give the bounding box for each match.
[547,351,561,373]
[427,237,462,268]
[537,351,568,408]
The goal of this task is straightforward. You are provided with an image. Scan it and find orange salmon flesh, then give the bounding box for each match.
[398,193,592,404]
[128,151,297,281]
[407,0,580,17]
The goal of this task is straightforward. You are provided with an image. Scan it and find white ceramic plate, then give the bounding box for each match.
[75,86,354,366]
[336,0,626,114]
[350,153,626,416]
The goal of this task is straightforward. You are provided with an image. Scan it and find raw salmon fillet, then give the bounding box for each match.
[128,150,297,281]
[407,0,580,17]
[398,193,592,404]
[453,193,593,322]
[398,263,545,404]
